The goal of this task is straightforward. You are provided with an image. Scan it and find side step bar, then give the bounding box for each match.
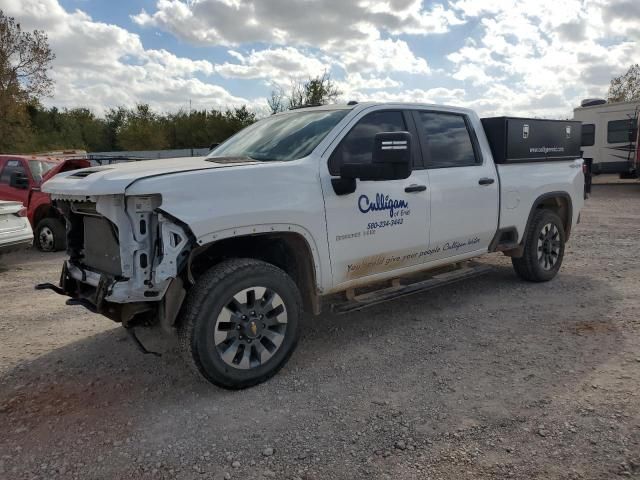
[331,263,493,314]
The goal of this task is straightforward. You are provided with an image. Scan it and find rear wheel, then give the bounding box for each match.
[35,218,66,252]
[178,258,302,389]
[512,210,565,282]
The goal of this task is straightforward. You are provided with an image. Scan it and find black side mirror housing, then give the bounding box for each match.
[340,131,412,181]
[9,171,29,189]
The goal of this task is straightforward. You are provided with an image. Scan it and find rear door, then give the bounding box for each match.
[412,110,499,260]
[321,108,431,287]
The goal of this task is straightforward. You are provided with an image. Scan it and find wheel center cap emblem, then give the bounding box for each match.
[249,321,258,337]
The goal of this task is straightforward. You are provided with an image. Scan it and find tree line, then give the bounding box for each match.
[20,103,256,153]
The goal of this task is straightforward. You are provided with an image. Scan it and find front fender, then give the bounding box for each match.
[195,223,324,291]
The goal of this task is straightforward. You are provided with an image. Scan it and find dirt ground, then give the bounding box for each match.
[1,182,639,480]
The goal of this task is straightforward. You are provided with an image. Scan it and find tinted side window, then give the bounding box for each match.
[0,159,27,184]
[417,112,477,167]
[607,119,637,144]
[581,124,595,146]
[329,111,406,175]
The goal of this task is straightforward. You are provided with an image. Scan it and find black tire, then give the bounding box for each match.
[35,218,66,252]
[512,210,565,282]
[178,258,302,389]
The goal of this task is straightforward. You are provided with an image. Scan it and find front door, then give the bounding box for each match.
[0,158,31,205]
[321,108,431,288]
[412,110,499,260]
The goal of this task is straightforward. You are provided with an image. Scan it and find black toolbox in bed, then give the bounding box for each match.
[481,117,582,164]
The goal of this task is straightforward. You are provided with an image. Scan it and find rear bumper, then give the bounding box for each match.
[0,236,33,255]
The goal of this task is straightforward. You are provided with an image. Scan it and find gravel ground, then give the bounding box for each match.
[1,182,639,480]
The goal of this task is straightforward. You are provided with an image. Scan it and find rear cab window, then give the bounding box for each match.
[413,111,480,168]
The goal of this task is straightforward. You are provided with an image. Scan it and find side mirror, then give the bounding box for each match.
[340,131,412,181]
[9,171,29,189]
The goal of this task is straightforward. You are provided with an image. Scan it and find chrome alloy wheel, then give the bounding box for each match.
[214,287,288,369]
[537,223,561,271]
[39,226,55,251]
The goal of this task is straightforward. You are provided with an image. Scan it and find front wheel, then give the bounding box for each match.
[512,210,566,282]
[178,259,302,389]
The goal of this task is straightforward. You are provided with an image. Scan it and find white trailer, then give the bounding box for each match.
[573,99,639,178]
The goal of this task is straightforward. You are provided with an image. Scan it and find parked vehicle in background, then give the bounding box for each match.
[573,99,639,180]
[0,200,33,255]
[39,102,584,389]
[0,155,90,251]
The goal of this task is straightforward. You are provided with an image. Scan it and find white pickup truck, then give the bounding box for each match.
[39,102,585,388]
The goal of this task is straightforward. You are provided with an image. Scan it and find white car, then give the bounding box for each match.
[0,200,33,255]
[40,102,584,389]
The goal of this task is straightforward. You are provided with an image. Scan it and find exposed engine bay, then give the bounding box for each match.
[41,194,191,329]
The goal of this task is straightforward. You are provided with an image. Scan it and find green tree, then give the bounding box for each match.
[608,64,640,103]
[288,72,341,109]
[166,109,214,149]
[104,106,126,151]
[0,10,55,152]
[117,104,169,150]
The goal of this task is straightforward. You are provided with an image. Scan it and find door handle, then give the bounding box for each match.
[404,184,427,193]
[478,177,495,185]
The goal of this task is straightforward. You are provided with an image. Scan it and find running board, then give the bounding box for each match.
[331,263,493,314]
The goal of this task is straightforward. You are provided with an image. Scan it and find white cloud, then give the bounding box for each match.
[132,0,463,46]
[132,0,438,78]
[340,73,402,91]
[447,0,640,116]
[1,0,251,114]
[216,47,329,83]
[334,36,430,75]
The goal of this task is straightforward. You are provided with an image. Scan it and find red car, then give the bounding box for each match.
[0,155,90,251]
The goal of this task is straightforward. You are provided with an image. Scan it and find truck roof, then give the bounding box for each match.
[280,102,475,116]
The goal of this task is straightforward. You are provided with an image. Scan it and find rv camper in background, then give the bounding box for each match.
[573,99,639,183]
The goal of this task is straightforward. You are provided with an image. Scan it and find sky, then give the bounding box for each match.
[2,0,639,118]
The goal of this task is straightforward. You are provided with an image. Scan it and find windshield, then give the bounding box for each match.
[28,160,56,183]
[208,109,349,162]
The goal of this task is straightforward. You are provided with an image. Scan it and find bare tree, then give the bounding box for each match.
[0,11,55,101]
[267,86,286,114]
[608,64,640,103]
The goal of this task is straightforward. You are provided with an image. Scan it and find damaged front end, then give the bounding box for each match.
[37,194,192,331]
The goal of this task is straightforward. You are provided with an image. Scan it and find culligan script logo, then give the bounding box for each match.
[358,194,408,218]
